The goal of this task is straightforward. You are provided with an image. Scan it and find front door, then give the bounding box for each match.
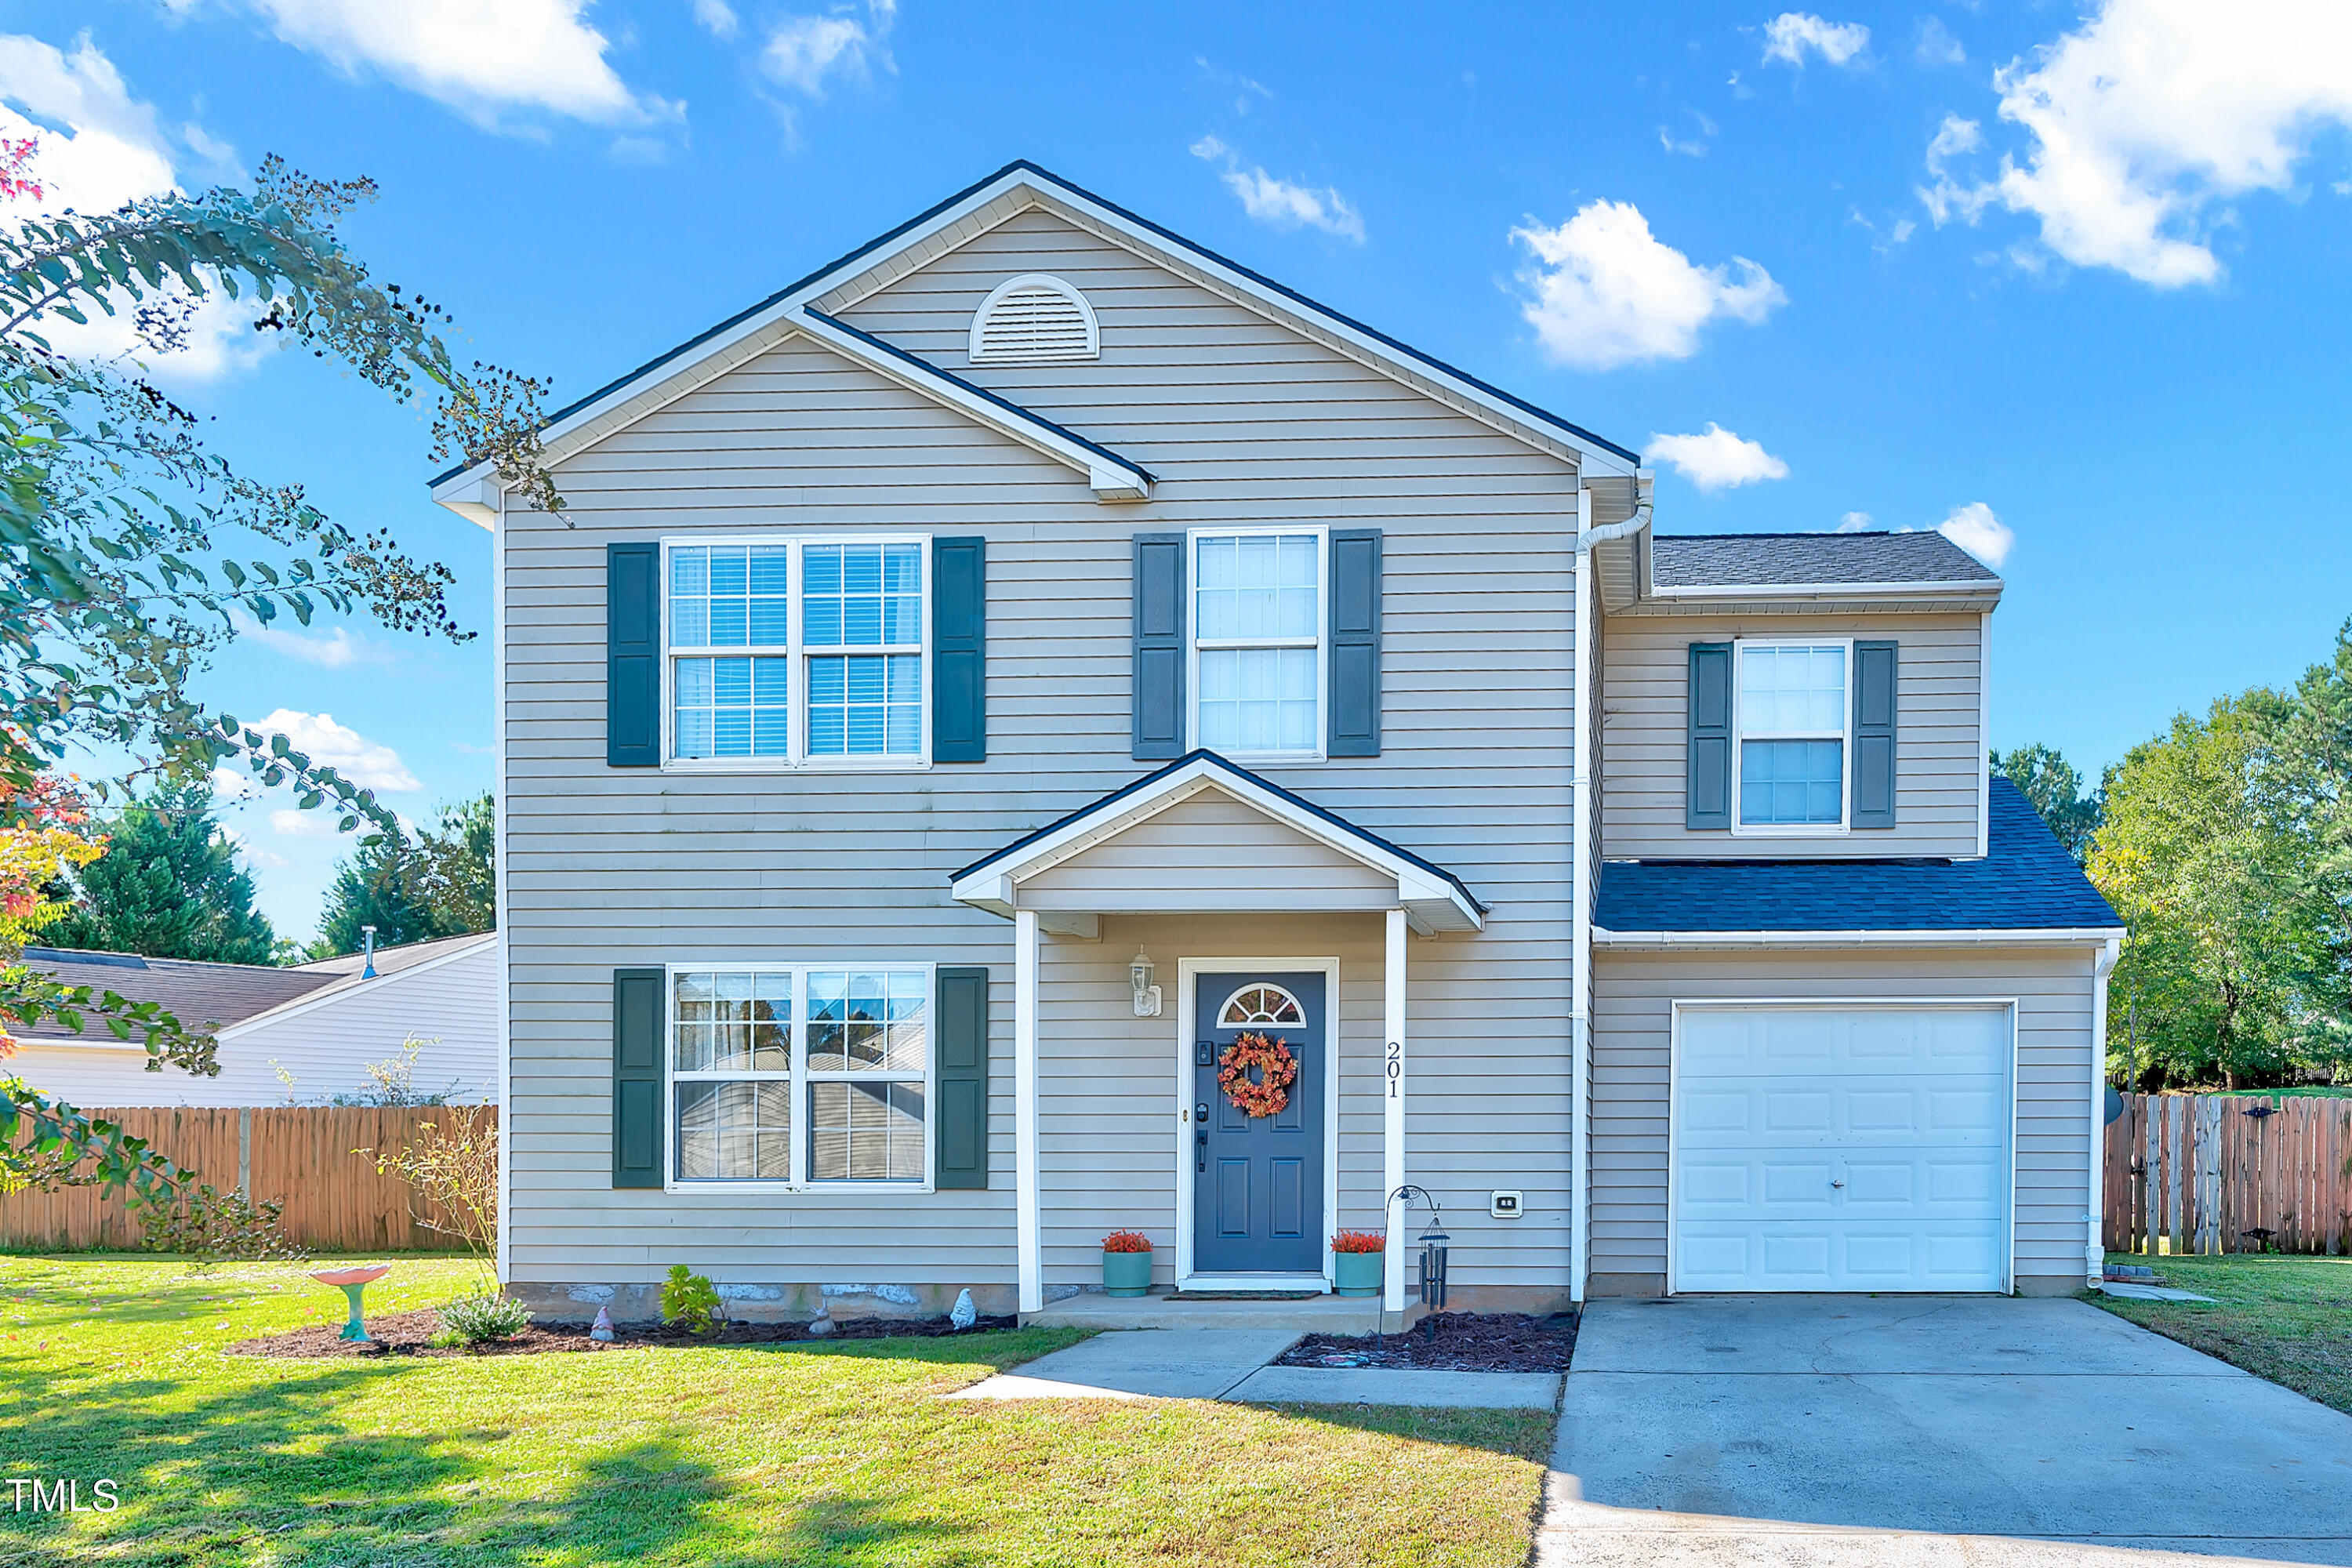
[1192,971,1325,1276]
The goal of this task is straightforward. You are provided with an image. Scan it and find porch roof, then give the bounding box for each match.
[948,751,1485,934]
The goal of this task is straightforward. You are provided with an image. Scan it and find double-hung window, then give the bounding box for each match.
[1189,528,1324,759]
[668,964,933,1189]
[1734,641,1850,829]
[664,536,928,768]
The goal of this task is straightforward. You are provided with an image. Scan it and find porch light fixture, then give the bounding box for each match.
[1130,948,1162,1018]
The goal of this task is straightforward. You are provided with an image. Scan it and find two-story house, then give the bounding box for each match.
[432,162,2121,1323]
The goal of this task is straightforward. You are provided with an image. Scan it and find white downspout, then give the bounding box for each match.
[492,483,512,1290]
[2087,935,2121,1283]
[1569,486,1598,1305]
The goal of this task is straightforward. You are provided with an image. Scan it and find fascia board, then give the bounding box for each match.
[1646,579,2003,599]
[1593,925,2127,949]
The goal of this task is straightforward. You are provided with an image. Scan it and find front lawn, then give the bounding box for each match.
[0,1256,1551,1566]
[2090,1250,2352,1414]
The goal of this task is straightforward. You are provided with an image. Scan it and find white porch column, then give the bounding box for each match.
[1015,909,1042,1314]
[1383,906,1408,1312]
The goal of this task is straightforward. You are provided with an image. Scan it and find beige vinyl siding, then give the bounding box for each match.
[1588,945,2099,1294]
[1600,612,1984,860]
[1018,792,1397,913]
[501,207,1583,1307]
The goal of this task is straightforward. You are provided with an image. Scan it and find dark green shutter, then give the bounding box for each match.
[1328,529,1382,757]
[612,967,664,1188]
[935,966,989,1189]
[932,537,986,762]
[1686,642,1733,829]
[1852,640,1898,829]
[1133,533,1185,759]
[607,542,660,767]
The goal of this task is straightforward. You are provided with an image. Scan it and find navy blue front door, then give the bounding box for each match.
[1193,972,1324,1275]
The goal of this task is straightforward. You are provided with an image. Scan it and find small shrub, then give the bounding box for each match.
[662,1264,721,1333]
[1102,1229,1152,1253]
[438,1292,532,1345]
[135,1184,308,1269]
[426,1328,466,1349]
[1331,1229,1385,1254]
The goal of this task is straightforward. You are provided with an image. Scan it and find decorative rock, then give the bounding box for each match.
[807,1306,837,1338]
[949,1289,977,1330]
[590,1306,615,1342]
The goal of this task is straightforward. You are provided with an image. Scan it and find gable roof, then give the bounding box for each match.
[432,159,1637,520]
[13,932,495,1044]
[1651,531,2001,591]
[1592,778,2120,937]
[950,750,1484,934]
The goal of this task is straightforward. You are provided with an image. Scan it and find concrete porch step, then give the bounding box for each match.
[1022,1291,1412,1334]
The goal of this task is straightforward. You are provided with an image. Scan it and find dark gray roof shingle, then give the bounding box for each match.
[12,950,337,1039]
[1653,531,2001,588]
[1595,778,2119,932]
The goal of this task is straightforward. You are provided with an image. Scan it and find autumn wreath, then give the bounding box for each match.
[1218,1032,1298,1119]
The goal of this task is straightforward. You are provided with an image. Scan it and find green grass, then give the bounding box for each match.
[0,1256,1552,1566]
[2091,1250,2352,1414]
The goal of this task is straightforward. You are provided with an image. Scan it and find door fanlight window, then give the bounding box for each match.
[1218,984,1305,1027]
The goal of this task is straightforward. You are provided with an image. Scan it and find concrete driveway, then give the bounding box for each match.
[1537,1295,2352,1567]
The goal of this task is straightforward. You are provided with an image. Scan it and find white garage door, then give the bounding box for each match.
[1673,1005,2010,1293]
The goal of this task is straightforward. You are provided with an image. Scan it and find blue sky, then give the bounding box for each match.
[4,2,2350,940]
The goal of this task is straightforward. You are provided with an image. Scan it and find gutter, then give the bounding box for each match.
[2087,935,2121,1284]
[1594,925,2129,949]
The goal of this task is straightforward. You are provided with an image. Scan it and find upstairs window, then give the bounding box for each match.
[1190,529,1324,759]
[1735,642,1848,827]
[666,537,928,768]
[968,274,1099,363]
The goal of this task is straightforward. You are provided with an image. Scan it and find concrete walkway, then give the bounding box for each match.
[1535,1295,2352,1566]
[952,1326,1561,1408]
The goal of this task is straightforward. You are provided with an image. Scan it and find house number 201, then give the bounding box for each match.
[1386,1041,1402,1098]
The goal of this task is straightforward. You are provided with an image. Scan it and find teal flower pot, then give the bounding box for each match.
[1102,1250,1154,1298]
[1331,1250,1384,1298]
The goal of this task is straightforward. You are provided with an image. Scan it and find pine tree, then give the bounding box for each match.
[42,783,278,964]
[311,793,496,958]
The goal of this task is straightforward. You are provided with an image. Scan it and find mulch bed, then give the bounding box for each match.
[226,1308,1018,1359]
[1275,1311,1578,1373]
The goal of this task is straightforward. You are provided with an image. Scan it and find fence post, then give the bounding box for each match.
[237,1107,251,1199]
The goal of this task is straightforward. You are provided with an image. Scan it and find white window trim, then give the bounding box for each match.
[662,960,938,1195]
[1730,636,1855,838]
[1184,525,1329,764]
[1216,982,1307,1027]
[659,532,933,775]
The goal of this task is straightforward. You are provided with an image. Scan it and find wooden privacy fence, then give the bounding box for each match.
[0,1105,494,1253]
[2104,1093,2352,1256]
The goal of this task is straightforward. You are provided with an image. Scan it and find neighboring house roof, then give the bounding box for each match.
[234,931,499,1040]
[431,158,1637,521]
[13,949,335,1040]
[12,932,495,1043]
[1651,531,2001,590]
[1593,779,2121,935]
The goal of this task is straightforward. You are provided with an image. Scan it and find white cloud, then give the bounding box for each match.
[1189,136,1365,241]
[692,0,740,41]
[1659,113,1715,158]
[241,0,674,127]
[229,609,382,669]
[1929,0,2352,286]
[1835,510,1875,532]
[1645,424,1791,492]
[1511,201,1784,370]
[762,2,894,97]
[1762,13,1871,68]
[1918,113,1994,226]
[1915,16,1965,67]
[245,708,420,792]
[1931,500,2013,567]
[220,826,290,869]
[0,33,265,383]
[267,807,344,840]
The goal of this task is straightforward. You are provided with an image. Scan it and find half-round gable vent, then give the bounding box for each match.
[968,274,1099,364]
